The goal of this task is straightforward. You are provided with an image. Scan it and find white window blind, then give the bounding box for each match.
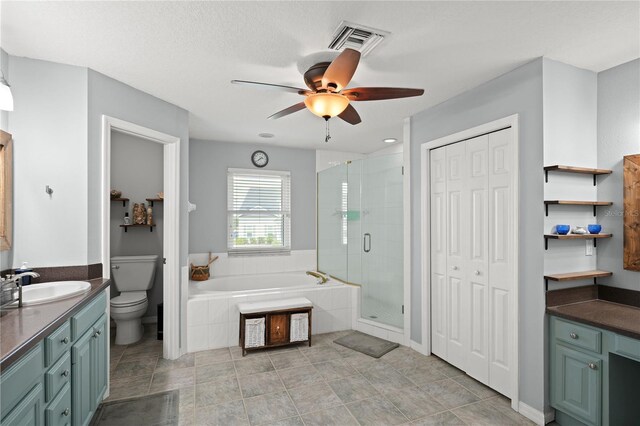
[227,168,291,255]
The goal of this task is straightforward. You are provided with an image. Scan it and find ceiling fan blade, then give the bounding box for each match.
[267,102,307,120]
[338,104,362,125]
[321,48,361,92]
[231,80,310,95]
[342,87,425,101]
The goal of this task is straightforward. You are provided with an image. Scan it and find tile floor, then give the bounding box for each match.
[108,325,535,426]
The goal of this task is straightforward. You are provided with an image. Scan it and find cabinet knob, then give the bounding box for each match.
[569,332,578,339]
[61,369,70,377]
[61,337,70,344]
[63,408,70,417]
[588,362,598,370]
[96,329,102,336]
[474,270,480,276]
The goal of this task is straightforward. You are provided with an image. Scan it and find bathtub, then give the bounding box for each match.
[186,271,354,352]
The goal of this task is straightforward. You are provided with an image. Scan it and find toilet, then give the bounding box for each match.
[110,255,158,345]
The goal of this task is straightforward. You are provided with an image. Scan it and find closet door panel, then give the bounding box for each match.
[466,135,490,384]
[445,142,468,370]
[488,128,514,397]
[430,147,447,357]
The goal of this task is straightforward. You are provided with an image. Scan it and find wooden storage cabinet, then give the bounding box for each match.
[267,314,289,345]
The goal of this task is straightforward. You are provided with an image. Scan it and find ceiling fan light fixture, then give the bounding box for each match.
[304,93,349,119]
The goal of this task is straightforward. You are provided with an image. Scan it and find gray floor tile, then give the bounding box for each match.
[327,374,380,403]
[452,400,523,425]
[239,371,285,398]
[195,376,242,407]
[420,379,479,410]
[194,399,248,426]
[195,348,233,366]
[485,396,535,425]
[244,391,298,425]
[196,361,236,384]
[382,386,447,420]
[399,365,449,386]
[288,382,342,414]
[261,416,304,426]
[149,367,195,393]
[411,411,466,425]
[155,353,195,373]
[276,365,324,389]
[360,361,413,390]
[105,376,151,401]
[300,345,343,363]
[235,356,275,376]
[300,404,359,426]
[451,375,499,399]
[268,350,310,370]
[342,352,387,373]
[314,358,358,380]
[346,397,409,426]
[122,339,163,358]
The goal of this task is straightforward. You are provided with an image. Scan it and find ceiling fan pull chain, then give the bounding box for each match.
[325,118,331,143]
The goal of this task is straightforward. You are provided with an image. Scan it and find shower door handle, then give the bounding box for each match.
[364,233,371,253]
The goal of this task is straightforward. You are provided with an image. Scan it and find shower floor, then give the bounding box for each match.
[361,295,403,329]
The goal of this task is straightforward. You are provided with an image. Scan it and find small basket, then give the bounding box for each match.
[190,253,218,281]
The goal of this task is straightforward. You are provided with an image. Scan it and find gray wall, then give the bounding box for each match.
[110,132,164,317]
[597,59,640,290]
[410,58,545,411]
[189,140,316,253]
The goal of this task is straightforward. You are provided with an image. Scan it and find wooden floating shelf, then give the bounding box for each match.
[145,198,163,207]
[544,200,613,216]
[544,233,612,250]
[544,165,612,186]
[111,197,129,207]
[544,270,612,291]
[120,224,156,232]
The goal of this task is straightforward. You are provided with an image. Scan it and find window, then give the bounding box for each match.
[227,168,291,255]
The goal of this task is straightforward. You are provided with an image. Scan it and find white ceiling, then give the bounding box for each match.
[2,1,638,153]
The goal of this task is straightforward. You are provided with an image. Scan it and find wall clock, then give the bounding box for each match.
[251,150,269,168]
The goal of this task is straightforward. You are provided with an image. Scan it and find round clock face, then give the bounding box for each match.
[251,150,268,168]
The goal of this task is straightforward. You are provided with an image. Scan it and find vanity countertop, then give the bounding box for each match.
[0,278,110,372]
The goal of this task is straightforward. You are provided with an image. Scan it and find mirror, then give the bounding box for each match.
[0,130,12,251]
[623,154,640,271]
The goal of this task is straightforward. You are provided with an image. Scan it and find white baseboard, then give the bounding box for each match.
[410,339,429,355]
[518,402,552,425]
[142,316,158,324]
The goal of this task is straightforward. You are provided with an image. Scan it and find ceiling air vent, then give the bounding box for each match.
[328,21,390,57]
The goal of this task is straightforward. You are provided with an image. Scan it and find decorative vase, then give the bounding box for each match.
[133,203,147,225]
[147,206,153,225]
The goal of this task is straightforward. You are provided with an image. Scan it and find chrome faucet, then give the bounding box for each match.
[14,271,40,281]
[0,272,40,309]
[306,271,329,285]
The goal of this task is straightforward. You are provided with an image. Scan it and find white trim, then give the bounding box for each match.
[357,317,403,334]
[419,114,520,409]
[518,401,551,426]
[101,115,181,360]
[410,339,429,355]
[402,117,412,346]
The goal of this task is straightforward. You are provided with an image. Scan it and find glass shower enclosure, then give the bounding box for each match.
[317,153,404,329]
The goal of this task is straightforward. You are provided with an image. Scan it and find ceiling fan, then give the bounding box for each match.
[231,48,425,130]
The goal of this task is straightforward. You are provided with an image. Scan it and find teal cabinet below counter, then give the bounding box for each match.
[549,315,640,426]
[0,290,107,426]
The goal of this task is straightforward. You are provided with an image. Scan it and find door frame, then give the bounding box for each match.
[101,115,181,360]
[420,114,520,410]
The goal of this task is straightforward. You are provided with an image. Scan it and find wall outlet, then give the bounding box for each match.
[585,240,594,256]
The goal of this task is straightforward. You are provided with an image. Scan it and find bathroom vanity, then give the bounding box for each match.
[0,279,110,426]
[547,286,640,426]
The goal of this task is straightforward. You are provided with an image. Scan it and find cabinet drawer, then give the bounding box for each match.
[267,314,289,345]
[0,342,44,416]
[71,291,106,340]
[613,334,640,362]
[554,317,602,354]
[45,352,71,402]
[45,383,71,426]
[45,322,71,367]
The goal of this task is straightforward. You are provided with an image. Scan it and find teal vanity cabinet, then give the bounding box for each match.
[0,290,107,426]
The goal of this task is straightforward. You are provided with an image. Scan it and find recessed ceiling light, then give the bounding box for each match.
[258,133,274,138]
[383,138,397,143]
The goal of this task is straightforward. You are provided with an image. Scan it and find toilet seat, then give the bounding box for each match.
[110,291,147,308]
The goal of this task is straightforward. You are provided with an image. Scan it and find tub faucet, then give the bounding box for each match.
[306,271,328,285]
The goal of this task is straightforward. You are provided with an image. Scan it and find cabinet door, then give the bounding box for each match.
[267,314,289,345]
[552,344,602,426]
[91,315,107,408]
[71,329,94,426]
[0,383,44,426]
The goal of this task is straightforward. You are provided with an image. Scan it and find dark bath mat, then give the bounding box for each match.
[334,331,399,358]
[91,390,179,426]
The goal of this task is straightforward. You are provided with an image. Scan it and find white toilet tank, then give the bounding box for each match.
[110,255,159,292]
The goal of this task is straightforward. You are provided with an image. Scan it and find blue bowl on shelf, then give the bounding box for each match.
[556,225,571,235]
[588,224,602,234]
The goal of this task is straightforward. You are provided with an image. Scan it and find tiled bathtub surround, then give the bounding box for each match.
[188,250,316,277]
[187,274,353,352]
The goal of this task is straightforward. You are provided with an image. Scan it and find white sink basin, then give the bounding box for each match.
[21,281,91,306]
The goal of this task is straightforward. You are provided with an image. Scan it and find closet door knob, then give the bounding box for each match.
[474,271,480,276]
[452,266,458,271]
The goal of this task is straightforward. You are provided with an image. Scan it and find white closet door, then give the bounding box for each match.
[487,128,514,396]
[430,147,447,358]
[465,135,490,384]
[444,142,468,370]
